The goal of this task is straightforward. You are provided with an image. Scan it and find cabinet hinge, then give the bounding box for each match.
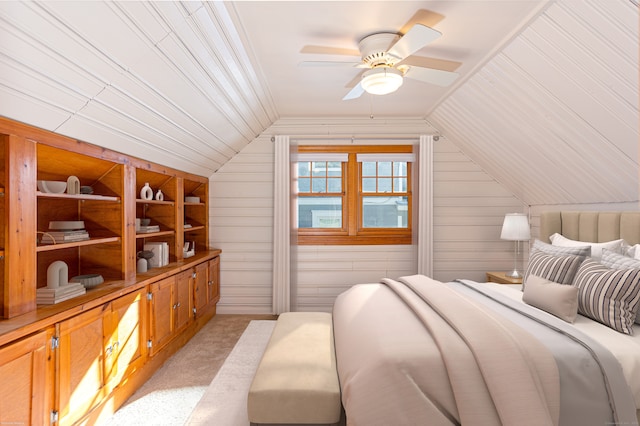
[147,292,153,301]
[51,336,59,350]
[147,340,153,349]
[50,410,59,424]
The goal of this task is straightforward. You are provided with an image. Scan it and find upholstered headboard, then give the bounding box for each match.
[540,211,640,245]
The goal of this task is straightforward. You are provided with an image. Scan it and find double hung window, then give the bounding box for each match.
[295,146,413,245]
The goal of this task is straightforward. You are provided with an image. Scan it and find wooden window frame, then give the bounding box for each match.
[296,145,413,245]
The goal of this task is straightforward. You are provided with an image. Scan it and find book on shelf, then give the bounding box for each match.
[138,225,161,233]
[41,230,90,244]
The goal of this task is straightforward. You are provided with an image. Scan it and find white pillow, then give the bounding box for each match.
[625,243,640,260]
[549,233,625,259]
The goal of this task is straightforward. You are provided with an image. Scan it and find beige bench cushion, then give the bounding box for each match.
[248,312,341,424]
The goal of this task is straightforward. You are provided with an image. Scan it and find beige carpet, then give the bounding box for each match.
[186,320,277,425]
[108,314,276,425]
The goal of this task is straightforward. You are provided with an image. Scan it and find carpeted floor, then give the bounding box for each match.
[108,314,276,425]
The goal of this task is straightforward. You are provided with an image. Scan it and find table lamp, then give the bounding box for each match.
[500,213,531,279]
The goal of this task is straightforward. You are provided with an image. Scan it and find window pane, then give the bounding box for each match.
[378,161,391,176]
[327,162,342,176]
[298,162,310,177]
[362,162,377,176]
[327,177,341,192]
[298,197,342,228]
[362,196,408,228]
[393,162,407,176]
[312,161,326,176]
[378,177,392,193]
[394,177,407,193]
[362,177,376,193]
[312,177,326,193]
[298,177,310,193]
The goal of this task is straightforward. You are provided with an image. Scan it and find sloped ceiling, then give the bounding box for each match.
[429,0,639,206]
[0,1,637,206]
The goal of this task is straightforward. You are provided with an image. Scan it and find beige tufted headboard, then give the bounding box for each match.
[540,211,640,245]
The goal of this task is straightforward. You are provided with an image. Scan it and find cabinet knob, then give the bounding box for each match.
[208,280,212,286]
[192,273,197,279]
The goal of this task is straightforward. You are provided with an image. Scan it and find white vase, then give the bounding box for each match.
[155,189,164,201]
[140,182,153,200]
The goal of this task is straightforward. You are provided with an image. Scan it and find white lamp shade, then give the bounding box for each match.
[500,213,531,241]
[361,67,403,95]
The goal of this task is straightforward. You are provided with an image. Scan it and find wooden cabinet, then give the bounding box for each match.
[0,117,220,423]
[57,306,109,425]
[207,256,220,308]
[104,289,147,393]
[194,257,220,318]
[57,289,147,425]
[0,328,55,425]
[148,272,193,356]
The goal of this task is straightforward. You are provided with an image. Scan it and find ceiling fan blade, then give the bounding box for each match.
[397,55,462,72]
[387,24,441,62]
[404,66,459,87]
[299,61,361,67]
[300,45,361,57]
[398,9,445,35]
[343,83,365,100]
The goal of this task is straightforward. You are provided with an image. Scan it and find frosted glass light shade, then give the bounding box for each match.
[361,67,403,95]
[500,213,531,241]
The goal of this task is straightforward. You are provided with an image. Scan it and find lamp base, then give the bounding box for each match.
[505,270,523,279]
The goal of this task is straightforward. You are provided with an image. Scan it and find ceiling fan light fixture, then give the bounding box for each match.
[361,67,403,95]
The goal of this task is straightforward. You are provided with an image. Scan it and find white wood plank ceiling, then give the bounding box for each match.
[429,0,638,205]
[0,0,637,206]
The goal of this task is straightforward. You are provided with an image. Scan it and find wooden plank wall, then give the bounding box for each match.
[210,135,527,313]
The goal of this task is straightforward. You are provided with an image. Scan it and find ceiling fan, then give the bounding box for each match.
[300,23,460,100]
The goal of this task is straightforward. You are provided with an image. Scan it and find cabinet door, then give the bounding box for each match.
[0,328,54,426]
[105,289,147,391]
[207,256,220,304]
[58,307,109,426]
[193,262,208,316]
[148,276,176,356]
[174,269,194,332]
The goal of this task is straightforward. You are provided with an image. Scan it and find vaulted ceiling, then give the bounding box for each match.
[0,1,637,205]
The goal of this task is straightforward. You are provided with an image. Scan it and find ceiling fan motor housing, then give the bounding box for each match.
[358,33,401,67]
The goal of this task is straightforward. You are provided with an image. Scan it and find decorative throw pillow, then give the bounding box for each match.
[531,239,591,257]
[549,233,625,259]
[573,258,640,335]
[600,249,640,326]
[523,275,579,323]
[522,251,585,291]
[601,249,640,270]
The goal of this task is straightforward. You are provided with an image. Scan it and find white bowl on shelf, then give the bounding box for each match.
[49,220,85,230]
[37,180,67,193]
[185,196,200,203]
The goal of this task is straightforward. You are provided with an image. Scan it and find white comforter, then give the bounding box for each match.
[488,282,640,408]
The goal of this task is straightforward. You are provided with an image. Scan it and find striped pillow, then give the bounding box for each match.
[573,258,640,334]
[523,251,585,291]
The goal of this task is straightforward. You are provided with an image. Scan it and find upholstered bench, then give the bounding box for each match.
[247,312,343,426]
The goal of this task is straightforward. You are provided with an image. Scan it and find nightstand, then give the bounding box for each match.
[486,271,523,285]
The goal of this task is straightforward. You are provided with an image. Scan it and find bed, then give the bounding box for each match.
[332,211,640,426]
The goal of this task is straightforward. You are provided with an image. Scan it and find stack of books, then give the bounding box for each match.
[138,225,160,233]
[41,229,90,244]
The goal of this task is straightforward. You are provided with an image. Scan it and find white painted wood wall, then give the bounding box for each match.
[210,122,527,314]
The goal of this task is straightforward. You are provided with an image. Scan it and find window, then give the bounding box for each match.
[295,146,413,245]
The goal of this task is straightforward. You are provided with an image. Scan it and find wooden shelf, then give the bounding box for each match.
[36,236,121,252]
[135,230,175,239]
[136,198,175,206]
[37,191,120,202]
[184,225,205,233]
